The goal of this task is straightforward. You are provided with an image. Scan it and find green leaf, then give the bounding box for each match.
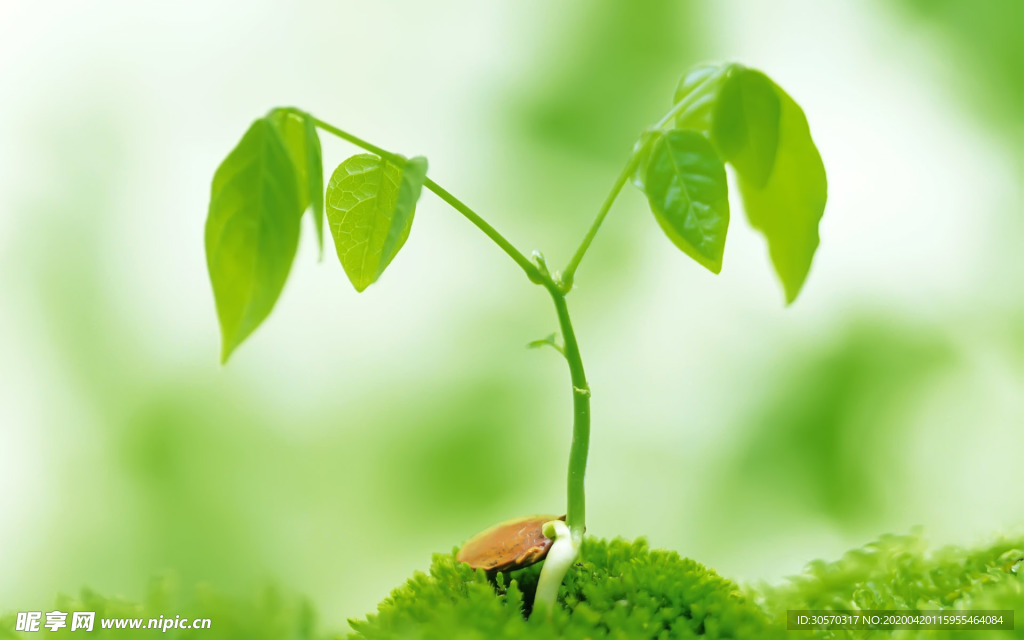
[729,74,827,303]
[267,110,310,207]
[674,62,781,186]
[379,155,428,279]
[325,154,428,291]
[633,65,729,193]
[671,63,828,302]
[268,109,325,257]
[205,118,303,363]
[527,332,565,357]
[641,129,730,274]
[711,67,780,188]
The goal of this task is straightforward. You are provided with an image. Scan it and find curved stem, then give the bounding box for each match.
[559,152,643,291]
[422,178,541,280]
[544,282,590,544]
[307,114,398,163]
[533,519,578,619]
[559,69,724,291]
[307,113,541,282]
[306,105,592,585]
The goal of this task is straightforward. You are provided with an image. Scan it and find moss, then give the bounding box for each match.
[349,534,1024,640]
[756,532,1024,639]
[3,534,1021,639]
[347,537,779,640]
[0,576,321,640]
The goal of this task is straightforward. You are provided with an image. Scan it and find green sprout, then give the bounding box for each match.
[203,62,827,616]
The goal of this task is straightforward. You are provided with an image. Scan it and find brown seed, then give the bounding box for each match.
[457,514,566,573]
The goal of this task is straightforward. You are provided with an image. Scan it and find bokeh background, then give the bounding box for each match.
[1,0,1021,630]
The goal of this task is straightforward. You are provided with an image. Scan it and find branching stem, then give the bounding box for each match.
[310,110,591,589]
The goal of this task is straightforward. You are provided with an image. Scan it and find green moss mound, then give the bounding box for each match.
[3,534,1021,639]
[349,534,1024,640]
[757,532,1024,639]
[0,577,322,640]
[347,537,779,640]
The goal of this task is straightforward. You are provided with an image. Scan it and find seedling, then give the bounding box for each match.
[204,62,827,617]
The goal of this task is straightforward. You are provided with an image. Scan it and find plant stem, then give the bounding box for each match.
[422,178,541,280]
[309,107,591,547]
[558,68,725,291]
[307,114,399,163]
[559,152,643,292]
[307,113,541,282]
[544,281,590,544]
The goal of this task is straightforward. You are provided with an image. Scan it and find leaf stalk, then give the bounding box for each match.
[559,150,644,292]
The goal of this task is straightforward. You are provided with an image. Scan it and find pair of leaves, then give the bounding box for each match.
[205,108,429,363]
[637,63,827,303]
[205,111,321,364]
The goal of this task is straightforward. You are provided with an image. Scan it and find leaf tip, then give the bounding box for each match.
[218,327,244,364]
[782,281,804,306]
[350,278,371,293]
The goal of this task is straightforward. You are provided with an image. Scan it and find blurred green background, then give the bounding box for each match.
[1,0,1021,630]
